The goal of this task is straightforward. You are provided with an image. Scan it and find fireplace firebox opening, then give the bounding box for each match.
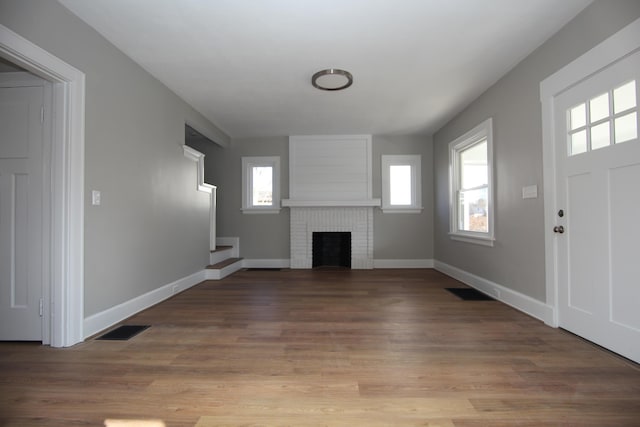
[312,232,351,268]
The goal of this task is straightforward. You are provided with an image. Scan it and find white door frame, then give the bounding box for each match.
[0,24,85,347]
[540,17,640,327]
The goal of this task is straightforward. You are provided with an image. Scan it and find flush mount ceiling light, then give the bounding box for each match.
[311,68,353,91]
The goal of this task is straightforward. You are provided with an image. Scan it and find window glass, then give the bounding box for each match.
[570,130,587,155]
[590,93,609,123]
[459,188,488,233]
[614,81,636,114]
[615,112,637,144]
[460,140,488,189]
[389,165,411,205]
[570,103,586,130]
[590,122,610,150]
[252,166,273,206]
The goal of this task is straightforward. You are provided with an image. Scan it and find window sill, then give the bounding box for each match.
[381,207,424,214]
[241,208,281,214]
[449,232,495,247]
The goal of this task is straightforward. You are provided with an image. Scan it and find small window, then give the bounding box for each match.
[568,79,637,155]
[381,155,422,213]
[449,118,494,246]
[241,156,280,213]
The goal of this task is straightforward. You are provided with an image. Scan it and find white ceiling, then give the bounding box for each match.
[58,0,592,139]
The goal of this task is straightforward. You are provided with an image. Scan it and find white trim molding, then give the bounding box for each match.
[434,260,554,325]
[448,118,495,247]
[183,145,217,250]
[540,17,640,327]
[1,24,85,347]
[183,145,214,194]
[241,156,281,214]
[84,270,206,339]
[381,154,423,213]
[241,259,433,269]
[282,199,381,207]
[374,259,434,268]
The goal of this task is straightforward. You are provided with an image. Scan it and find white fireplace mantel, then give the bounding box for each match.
[282,199,381,208]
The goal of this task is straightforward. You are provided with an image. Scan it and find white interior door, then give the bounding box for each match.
[553,50,640,363]
[0,83,44,341]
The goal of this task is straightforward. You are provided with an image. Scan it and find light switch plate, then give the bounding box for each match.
[92,190,101,206]
[522,185,538,199]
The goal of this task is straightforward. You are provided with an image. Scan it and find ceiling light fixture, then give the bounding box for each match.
[311,68,353,91]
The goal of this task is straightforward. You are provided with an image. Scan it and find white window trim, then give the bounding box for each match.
[241,156,281,214]
[381,154,423,213]
[449,118,495,246]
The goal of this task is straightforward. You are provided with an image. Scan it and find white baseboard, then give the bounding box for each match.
[243,259,291,269]
[434,260,554,325]
[239,259,433,269]
[374,259,434,268]
[83,270,206,339]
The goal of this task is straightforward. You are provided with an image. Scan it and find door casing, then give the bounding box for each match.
[0,24,85,347]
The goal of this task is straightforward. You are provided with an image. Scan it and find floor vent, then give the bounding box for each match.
[445,288,495,301]
[96,325,150,341]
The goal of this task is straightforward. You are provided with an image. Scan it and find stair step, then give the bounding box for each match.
[209,245,236,265]
[207,257,243,269]
[205,257,244,280]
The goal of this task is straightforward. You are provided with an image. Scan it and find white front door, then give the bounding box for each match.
[553,50,640,363]
[0,83,44,341]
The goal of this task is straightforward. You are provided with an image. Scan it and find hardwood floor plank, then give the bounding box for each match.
[1,269,639,426]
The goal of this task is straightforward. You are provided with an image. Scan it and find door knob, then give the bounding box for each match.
[553,225,565,234]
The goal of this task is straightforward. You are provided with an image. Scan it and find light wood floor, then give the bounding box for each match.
[1,269,639,426]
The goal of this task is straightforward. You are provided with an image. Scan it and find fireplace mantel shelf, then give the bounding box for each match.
[282,199,381,208]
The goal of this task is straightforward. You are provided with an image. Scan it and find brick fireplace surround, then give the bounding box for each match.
[290,207,374,269]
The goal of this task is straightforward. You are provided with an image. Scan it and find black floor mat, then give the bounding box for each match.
[96,325,150,341]
[445,288,495,301]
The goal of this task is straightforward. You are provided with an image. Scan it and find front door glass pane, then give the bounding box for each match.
[615,112,638,144]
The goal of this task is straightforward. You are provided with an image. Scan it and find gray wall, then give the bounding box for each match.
[0,0,229,317]
[433,0,640,302]
[372,135,433,260]
[189,134,434,262]
[189,136,292,260]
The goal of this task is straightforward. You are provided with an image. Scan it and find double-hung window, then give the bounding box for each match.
[449,118,494,246]
[381,155,422,213]
[241,156,281,214]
